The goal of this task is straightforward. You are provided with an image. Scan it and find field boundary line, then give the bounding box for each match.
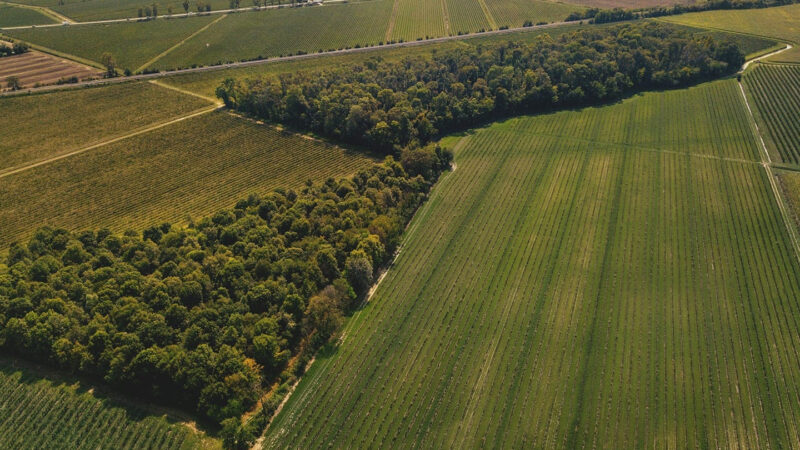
[0,0,74,24]
[741,44,793,72]
[738,80,800,263]
[149,78,222,105]
[384,0,400,41]
[475,0,496,30]
[441,0,450,35]
[134,13,227,73]
[657,17,798,47]
[0,105,218,179]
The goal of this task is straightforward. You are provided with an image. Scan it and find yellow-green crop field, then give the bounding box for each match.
[264,79,800,448]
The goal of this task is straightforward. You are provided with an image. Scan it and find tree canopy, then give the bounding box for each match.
[216,23,744,154]
[0,150,450,429]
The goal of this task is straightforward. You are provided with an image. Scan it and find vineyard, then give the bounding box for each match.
[0,4,56,28]
[484,0,578,28]
[662,3,800,62]
[0,82,208,172]
[153,1,393,70]
[778,171,800,232]
[0,359,217,450]
[389,0,447,41]
[264,79,800,447]
[744,65,800,166]
[3,15,216,72]
[445,0,490,35]
[0,111,375,246]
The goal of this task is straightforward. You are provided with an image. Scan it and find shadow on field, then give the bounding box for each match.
[0,355,219,437]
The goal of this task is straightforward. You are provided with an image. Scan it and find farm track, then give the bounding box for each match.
[134,13,228,73]
[0,105,218,179]
[475,0,497,29]
[0,19,575,97]
[0,0,73,24]
[384,0,400,41]
[738,79,800,263]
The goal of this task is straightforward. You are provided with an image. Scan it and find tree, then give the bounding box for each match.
[151,2,158,16]
[345,250,373,297]
[144,5,152,16]
[167,5,173,14]
[6,76,22,91]
[205,3,211,11]
[100,52,116,77]
[138,7,144,16]
[182,0,189,13]
[252,0,260,8]
[196,1,204,12]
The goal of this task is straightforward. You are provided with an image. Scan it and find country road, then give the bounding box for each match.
[0,20,576,97]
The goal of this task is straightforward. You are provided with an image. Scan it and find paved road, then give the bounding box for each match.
[0,21,577,97]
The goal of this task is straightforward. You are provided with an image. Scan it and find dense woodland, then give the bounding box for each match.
[216,23,745,153]
[0,149,451,434]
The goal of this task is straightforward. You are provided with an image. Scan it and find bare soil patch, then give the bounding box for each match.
[0,49,101,90]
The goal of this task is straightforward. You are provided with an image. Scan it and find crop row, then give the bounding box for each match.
[0,82,209,172]
[0,362,205,449]
[0,111,375,246]
[745,65,800,165]
[264,79,800,448]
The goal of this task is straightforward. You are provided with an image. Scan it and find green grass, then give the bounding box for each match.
[264,79,800,447]
[154,2,393,70]
[4,15,216,71]
[0,358,218,450]
[0,4,56,27]
[745,65,800,166]
[484,0,579,28]
[0,110,376,246]
[0,82,210,172]
[696,30,779,59]
[661,3,800,62]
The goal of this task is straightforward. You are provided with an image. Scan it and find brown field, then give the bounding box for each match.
[0,50,101,90]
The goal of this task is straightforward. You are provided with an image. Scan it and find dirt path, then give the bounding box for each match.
[0,0,74,24]
[441,0,450,36]
[476,0,497,30]
[0,20,576,97]
[737,80,800,263]
[149,79,222,105]
[741,44,793,71]
[384,0,400,42]
[135,14,228,73]
[0,105,218,179]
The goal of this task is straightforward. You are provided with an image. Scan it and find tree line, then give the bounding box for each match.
[215,23,745,154]
[0,149,451,440]
[565,0,797,24]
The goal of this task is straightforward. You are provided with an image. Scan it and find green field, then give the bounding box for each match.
[4,0,583,71]
[3,15,215,71]
[0,358,217,449]
[154,2,393,70]
[0,110,375,246]
[778,170,800,232]
[662,3,800,62]
[264,79,800,447]
[0,82,209,172]
[484,0,578,28]
[445,0,490,35]
[745,65,800,166]
[0,4,56,27]
[390,0,447,40]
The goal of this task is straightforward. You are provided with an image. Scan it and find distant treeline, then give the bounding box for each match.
[565,0,797,24]
[216,23,745,154]
[0,149,450,444]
